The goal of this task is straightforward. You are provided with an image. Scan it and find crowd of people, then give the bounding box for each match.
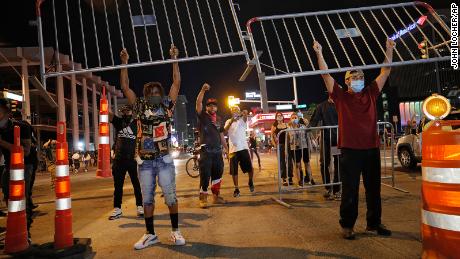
[0,37,396,248]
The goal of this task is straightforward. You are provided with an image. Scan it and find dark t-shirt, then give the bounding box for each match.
[111,115,137,160]
[310,100,338,146]
[249,137,257,149]
[133,96,175,160]
[0,119,32,168]
[197,111,224,148]
[330,80,380,149]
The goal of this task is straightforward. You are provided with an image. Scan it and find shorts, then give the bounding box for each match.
[137,154,177,206]
[229,149,253,175]
[290,148,309,163]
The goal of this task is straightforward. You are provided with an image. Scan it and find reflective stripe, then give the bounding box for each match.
[56,197,72,210]
[8,199,25,212]
[10,169,24,181]
[422,209,460,232]
[100,114,109,123]
[422,167,460,184]
[99,136,109,144]
[55,165,69,177]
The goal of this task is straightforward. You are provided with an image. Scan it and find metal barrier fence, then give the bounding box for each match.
[273,121,407,208]
[246,1,451,81]
[36,0,248,87]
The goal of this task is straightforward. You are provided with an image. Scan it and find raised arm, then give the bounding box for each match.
[120,49,136,105]
[168,44,181,103]
[313,41,335,94]
[196,83,210,115]
[375,39,396,91]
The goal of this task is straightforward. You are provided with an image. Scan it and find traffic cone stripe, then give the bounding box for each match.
[99,136,110,144]
[422,209,460,232]
[56,165,70,177]
[100,114,109,123]
[422,167,460,184]
[8,199,26,213]
[55,197,71,211]
[9,169,24,181]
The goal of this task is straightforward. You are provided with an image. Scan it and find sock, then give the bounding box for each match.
[145,216,154,235]
[170,213,179,231]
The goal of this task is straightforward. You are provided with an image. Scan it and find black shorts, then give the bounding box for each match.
[229,149,253,175]
[290,148,309,163]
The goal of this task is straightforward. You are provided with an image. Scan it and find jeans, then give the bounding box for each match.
[339,148,382,229]
[112,159,143,208]
[320,140,340,194]
[138,155,177,207]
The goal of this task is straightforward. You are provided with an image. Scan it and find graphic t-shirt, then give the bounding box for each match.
[197,112,224,149]
[133,96,174,160]
[111,115,137,160]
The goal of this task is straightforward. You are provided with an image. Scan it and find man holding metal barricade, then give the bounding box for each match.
[120,45,185,250]
[313,38,395,240]
[310,97,340,200]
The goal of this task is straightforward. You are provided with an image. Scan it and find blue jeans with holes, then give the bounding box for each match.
[138,154,177,207]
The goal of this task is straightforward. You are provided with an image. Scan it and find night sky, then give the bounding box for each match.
[0,0,452,121]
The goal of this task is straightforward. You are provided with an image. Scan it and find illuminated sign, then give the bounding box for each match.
[276,104,293,110]
[389,15,427,41]
[245,91,261,100]
[297,104,307,109]
[250,112,292,127]
[3,91,23,102]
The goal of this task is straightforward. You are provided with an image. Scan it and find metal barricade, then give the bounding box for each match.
[35,0,248,88]
[246,2,451,80]
[272,122,406,208]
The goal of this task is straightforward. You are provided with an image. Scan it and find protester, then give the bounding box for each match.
[288,112,310,186]
[120,45,185,249]
[196,83,229,207]
[43,139,57,188]
[248,131,261,170]
[271,112,292,186]
[0,99,33,242]
[295,110,316,185]
[224,106,254,197]
[310,96,340,200]
[108,104,144,220]
[313,39,395,239]
[83,152,91,172]
[72,150,81,174]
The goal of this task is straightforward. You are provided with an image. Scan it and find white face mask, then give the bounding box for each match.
[350,80,365,93]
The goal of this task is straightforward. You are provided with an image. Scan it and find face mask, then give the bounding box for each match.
[292,119,299,124]
[146,96,162,105]
[0,118,8,128]
[351,80,365,93]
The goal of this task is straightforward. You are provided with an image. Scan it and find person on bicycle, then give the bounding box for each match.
[196,83,229,208]
[224,106,254,198]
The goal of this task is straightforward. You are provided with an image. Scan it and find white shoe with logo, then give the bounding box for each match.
[108,208,122,220]
[136,206,144,217]
[134,233,159,250]
[170,230,186,246]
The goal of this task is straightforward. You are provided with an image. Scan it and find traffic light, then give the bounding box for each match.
[418,40,429,59]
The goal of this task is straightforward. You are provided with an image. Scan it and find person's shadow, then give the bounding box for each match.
[159,242,360,259]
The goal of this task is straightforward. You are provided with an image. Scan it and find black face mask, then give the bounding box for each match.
[122,115,132,123]
[146,96,162,106]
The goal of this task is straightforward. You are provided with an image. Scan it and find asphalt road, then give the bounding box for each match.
[0,152,423,258]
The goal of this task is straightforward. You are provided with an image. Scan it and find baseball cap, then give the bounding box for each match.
[345,69,364,80]
[206,98,218,106]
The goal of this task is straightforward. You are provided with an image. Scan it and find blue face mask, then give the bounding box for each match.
[292,119,299,124]
[350,80,365,93]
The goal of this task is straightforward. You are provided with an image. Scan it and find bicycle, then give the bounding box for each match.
[185,148,200,178]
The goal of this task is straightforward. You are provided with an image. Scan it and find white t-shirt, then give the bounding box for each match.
[225,118,249,154]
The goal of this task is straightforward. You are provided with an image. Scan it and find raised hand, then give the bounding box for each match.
[201,83,211,92]
[313,40,323,53]
[120,48,129,64]
[169,44,179,59]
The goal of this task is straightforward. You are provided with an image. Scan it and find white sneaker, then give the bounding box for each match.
[136,206,144,217]
[108,208,122,220]
[170,230,186,246]
[134,233,159,250]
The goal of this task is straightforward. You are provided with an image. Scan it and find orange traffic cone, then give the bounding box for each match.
[97,85,112,178]
[54,122,73,249]
[4,126,29,254]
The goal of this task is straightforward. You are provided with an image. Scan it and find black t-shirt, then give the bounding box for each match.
[249,137,257,149]
[111,115,137,160]
[0,119,32,168]
[197,111,224,148]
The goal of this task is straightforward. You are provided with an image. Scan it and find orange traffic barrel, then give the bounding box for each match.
[4,126,29,254]
[97,85,112,178]
[54,122,73,249]
[421,120,460,259]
